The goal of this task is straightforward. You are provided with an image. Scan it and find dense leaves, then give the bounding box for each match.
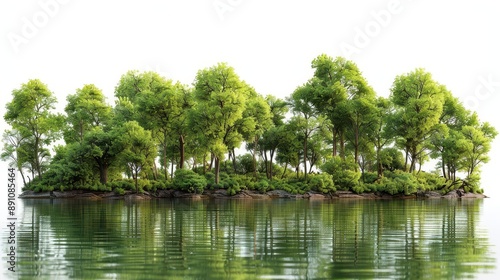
[3,56,497,195]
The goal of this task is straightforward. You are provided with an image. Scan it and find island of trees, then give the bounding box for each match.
[3,55,497,197]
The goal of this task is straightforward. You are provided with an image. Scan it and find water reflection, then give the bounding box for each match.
[10,198,496,279]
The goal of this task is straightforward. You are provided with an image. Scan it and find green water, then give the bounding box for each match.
[5,198,498,279]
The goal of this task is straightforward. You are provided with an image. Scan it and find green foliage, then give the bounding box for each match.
[320,156,361,190]
[308,173,336,193]
[415,172,448,191]
[4,61,496,196]
[379,147,405,171]
[256,179,270,193]
[108,180,135,191]
[114,187,126,195]
[4,79,64,179]
[380,171,422,195]
[389,69,446,172]
[463,173,481,193]
[220,177,241,195]
[361,172,379,184]
[173,169,207,193]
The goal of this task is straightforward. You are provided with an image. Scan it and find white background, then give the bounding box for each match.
[0,0,499,277]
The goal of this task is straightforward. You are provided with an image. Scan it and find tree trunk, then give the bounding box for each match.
[99,162,108,184]
[209,153,214,170]
[163,142,168,180]
[332,129,337,157]
[179,135,185,169]
[269,149,275,180]
[263,152,269,179]
[134,167,139,193]
[339,131,345,160]
[231,148,237,174]
[303,131,308,180]
[281,162,288,179]
[253,135,258,178]
[214,156,220,184]
[152,161,158,180]
[34,137,42,179]
[354,125,359,169]
[19,168,27,186]
[441,156,447,179]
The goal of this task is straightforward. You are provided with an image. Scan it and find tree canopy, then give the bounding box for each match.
[3,56,497,195]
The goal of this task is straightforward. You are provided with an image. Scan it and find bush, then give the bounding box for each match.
[173,169,207,193]
[308,173,336,193]
[114,187,126,195]
[108,180,135,191]
[361,172,378,184]
[320,156,360,191]
[381,171,422,195]
[256,179,270,193]
[220,177,241,195]
[415,172,448,191]
[463,173,481,193]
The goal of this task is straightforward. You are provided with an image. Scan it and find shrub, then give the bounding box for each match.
[220,177,241,195]
[108,180,135,191]
[381,171,422,195]
[361,172,378,184]
[415,172,447,191]
[173,169,207,193]
[308,173,336,193]
[320,156,360,190]
[114,187,125,195]
[256,179,270,193]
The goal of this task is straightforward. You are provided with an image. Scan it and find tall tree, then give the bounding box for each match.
[4,79,63,179]
[240,94,272,178]
[64,84,112,143]
[389,68,445,172]
[460,122,497,178]
[137,81,192,177]
[1,129,28,185]
[309,55,373,158]
[371,97,393,177]
[119,121,157,192]
[289,83,320,179]
[191,63,251,184]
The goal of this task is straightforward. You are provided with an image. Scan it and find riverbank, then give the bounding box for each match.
[18,188,487,200]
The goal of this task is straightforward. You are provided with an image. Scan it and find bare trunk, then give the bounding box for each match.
[303,132,308,180]
[332,129,337,157]
[99,162,108,184]
[163,142,168,180]
[179,135,185,169]
[253,135,258,178]
[231,148,237,174]
[214,156,220,184]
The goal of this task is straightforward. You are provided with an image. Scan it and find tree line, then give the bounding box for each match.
[3,54,497,195]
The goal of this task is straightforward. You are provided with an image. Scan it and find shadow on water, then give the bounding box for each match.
[9,198,496,279]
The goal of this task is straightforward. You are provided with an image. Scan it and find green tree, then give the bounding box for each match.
[83,126,123,184]
[4,79,63,179]
[137,80,192,177]
[309,55,374,158]
[289,83,320,179]
[64,84,112,143]
[1,129,28,185]
[460,122,497,178]
[371,97,393,177]
[242,94,272,178]
[389,68,445,172]
[119,121,157,192]
[255,96,289,180]
[191,63,251,184]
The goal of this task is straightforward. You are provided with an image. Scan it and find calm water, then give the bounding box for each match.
[3,197,499,279]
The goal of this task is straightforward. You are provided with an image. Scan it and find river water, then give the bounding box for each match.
[2,197,500,279]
